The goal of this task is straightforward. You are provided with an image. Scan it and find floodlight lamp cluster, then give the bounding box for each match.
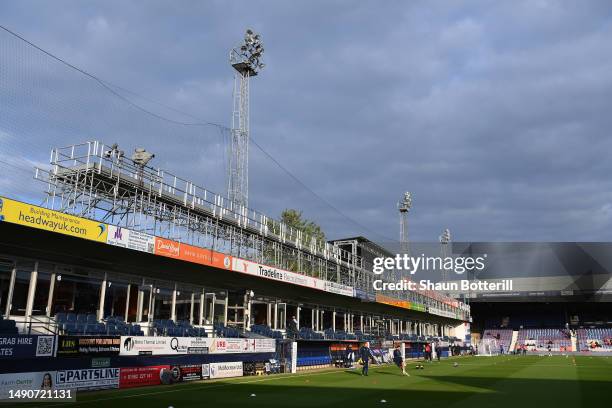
[398,191,412,212]
[103,143,124,159]
[234,28,265,75]
[439,228,451,244]
[131,147,155,167]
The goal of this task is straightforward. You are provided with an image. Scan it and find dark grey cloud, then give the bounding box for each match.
[1,0,612,242]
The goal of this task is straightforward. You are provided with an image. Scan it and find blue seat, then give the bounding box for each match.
[66,313,76,323]
[55,312,67,323]
[86,314,97,324]
[76,314,87,324]
[64,323,78,334]
[0,319,18,335]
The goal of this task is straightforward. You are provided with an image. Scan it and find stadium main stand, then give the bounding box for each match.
[577,328,612,351]
[516,328,572,352]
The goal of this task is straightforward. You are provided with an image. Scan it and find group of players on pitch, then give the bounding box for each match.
[355,341,440,377]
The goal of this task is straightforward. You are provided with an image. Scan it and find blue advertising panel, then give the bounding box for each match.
[0,335,55,359]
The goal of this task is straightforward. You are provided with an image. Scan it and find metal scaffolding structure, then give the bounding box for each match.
[32,141,466,318]
[33,141,367,288]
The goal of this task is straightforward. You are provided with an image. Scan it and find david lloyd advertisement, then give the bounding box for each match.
[209,362,243,379]
[119,336,275,356]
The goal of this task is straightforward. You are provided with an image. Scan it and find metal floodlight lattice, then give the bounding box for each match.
[227,29,265,209]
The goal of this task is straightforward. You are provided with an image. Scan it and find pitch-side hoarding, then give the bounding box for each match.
[119,336,276,356]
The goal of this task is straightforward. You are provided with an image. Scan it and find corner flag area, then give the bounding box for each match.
[60,356,609,408]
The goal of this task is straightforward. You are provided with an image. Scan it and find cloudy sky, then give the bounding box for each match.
[1,0,612,242]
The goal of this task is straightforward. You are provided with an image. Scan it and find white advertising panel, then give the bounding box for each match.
[324,281,354,297]
[255,338,277,352]
[428,307,456,319]
[107,225,155,254]
[201,364,210,379]
[120,336,211,356]
[232,258,323,290]
[211,338,252,353]
[209,362,243,379]
[119,336,276,356]
[231,258,354,297]
[55,368,119,391]
[0,371,57,399]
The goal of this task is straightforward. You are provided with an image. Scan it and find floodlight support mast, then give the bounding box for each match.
[228,29,264,209]
[439,228,451,288]
[398,192,412,255]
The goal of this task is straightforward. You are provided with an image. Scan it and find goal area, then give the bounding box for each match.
[478,338,500,356]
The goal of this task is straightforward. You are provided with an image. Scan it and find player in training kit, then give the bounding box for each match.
[393,344,409,376]
[359,341,377,376]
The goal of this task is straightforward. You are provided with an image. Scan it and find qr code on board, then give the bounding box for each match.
[36,336,54,357]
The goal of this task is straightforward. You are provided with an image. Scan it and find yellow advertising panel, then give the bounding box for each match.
[0,196,107,243]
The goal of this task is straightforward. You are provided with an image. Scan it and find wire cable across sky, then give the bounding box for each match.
[0,23,396,242]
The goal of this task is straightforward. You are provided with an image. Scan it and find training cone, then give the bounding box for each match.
[380,399,387,403]
[250,394,256,397]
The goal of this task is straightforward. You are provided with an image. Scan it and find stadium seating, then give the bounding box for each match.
[0,316,18,334]
[54,313,144,336]
[516,328,571,352]
[353,330,376,341]
[482,329,513,350]
[152,319,207,337]
[576,328,612,351]
[250,324,283,339]
[213,323,242,338]
[322,329,357,340]
[297,343,332,367]
[296,327,324,340]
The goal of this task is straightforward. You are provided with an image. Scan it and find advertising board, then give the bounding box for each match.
[0,197,107,243]
[119,336,275,356]
[119,366,170,389]
[209,362,243,379]
[107,225,155,253]
[0,335,55,359]
[55,368,119,391]
[56,336,120,357]
[0,371,56,399]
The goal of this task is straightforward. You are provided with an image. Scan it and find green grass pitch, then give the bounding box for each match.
[34,356,612,407]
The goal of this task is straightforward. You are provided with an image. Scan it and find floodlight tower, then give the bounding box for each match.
[228,29,265,208]
[439,228,451,282]
[398,192,412,255]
